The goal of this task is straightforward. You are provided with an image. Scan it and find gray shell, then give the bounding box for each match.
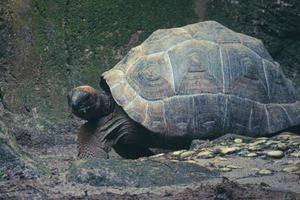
[103,21,300,138]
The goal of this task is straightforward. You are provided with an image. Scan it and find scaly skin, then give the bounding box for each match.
[77,105,155,159]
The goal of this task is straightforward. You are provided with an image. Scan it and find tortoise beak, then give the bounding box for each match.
[68,90,84,110]
[71,98,80,110]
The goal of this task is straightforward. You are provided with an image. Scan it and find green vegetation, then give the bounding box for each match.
[22,0,197,123]
[31,0,197,86]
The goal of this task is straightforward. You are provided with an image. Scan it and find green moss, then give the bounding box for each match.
[30,0,197,83]
[19,0,198,124]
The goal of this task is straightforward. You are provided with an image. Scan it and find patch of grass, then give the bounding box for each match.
[23,0,198,122]
[30,0,198,85]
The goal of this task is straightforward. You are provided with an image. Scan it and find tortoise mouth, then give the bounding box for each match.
[76,105,94,113]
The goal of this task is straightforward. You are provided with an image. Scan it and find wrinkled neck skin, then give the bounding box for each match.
[84,89,115,122]
[78,104,135,159]
[96,89,115,119]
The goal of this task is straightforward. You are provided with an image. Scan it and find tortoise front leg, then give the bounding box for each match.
[77,121,110,159]
[77,116,154,159]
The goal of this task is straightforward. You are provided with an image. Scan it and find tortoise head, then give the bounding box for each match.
[67,85,102,121]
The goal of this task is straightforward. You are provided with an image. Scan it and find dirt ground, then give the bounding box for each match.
[0,132,300,199]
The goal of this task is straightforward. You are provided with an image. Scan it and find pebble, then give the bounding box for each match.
[289,135,300,140]
[235,143,245,147]
[252,139,267,145]
[179,151,194,159]
[184,160,198,164]
[294,171,300,175]
[265,140,279,146]
[247,145,262,151]
[275,143,287,151]
[282,166,300,173]
[197,150,215,159]
[290,142,300,146]
[214,157,227,161]
[244,152,258,157]
[258,169,273,175]
[287,160,300,165]
[266,150,284,158]
[290,152,300,158]
[172,150,186,156]
[234,138,243,144]
[227,165,242,169]
[218,146,240,154]
[219,167,232,172]
[277,133,292,141]
[149,153,165,158]
[257,137,269,140]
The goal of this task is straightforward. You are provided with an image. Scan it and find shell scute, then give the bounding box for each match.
[126,53,175,100]
[168,40,223,95]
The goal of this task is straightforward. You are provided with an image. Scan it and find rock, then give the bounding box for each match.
[290,142,300,146]
[219,167,232,172]
[265,140,279,146]
[67,159,219,187]
[184,160,199,165]
[213,157,227,162]
[290,151,300,158]
[190,139,210,150]
[196,150,215,159]
[244,153,258,157]
[265,150,284,158]
[282,166,300,173]
[172,150,186,156]
[289,135,300,139]
[294,171,300,176]
[226,165,242,169]
[235,143,245,147]
[179,151,194,159]
[258,169,273,175]
[217,146,240,155]
[275,143,288,151]
[251,140,267,145]
[287,160,300,165]
[247,145,262,151]
[234,138,243,144]
[277,133,294,141]
[149,153,165,159]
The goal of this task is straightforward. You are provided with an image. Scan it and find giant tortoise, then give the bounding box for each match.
[68,21,300,159]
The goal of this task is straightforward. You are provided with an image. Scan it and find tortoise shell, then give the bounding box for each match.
[102,21,300,138]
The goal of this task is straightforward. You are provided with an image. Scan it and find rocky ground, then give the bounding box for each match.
[0,131,299,199]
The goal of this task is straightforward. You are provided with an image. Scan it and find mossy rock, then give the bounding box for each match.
[67,159,219,187]
[0,105,50,180]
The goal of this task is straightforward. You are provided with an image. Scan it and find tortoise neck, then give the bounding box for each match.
[98,89,115,117]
